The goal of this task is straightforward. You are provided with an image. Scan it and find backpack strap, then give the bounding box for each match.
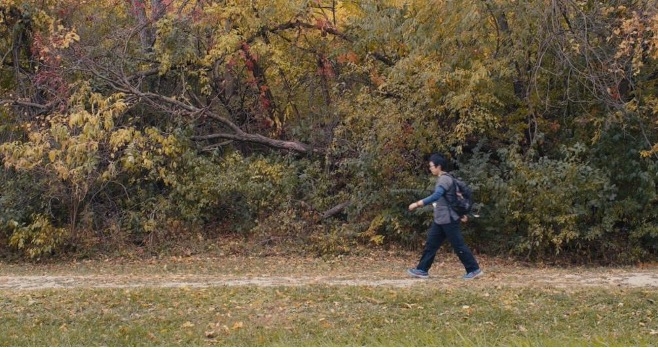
[444,172,459,194]
[442,173,460,220]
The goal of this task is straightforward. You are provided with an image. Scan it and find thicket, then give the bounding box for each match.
[1,0,657,264]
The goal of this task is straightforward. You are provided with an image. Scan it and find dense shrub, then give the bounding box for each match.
[457,140,657,263]
[0,169,70,258]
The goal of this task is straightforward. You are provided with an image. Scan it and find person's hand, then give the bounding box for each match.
[460,215,468,223]
[408,201,422,211]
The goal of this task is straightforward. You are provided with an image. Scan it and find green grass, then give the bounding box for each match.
[1,283,656,346]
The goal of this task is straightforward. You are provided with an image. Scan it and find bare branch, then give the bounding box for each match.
[0,99,49,110]
[191,130,315,154]
[320,201,351,220]
[105,74,320,154]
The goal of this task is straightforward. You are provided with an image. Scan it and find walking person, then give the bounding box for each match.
[407,153,483,280]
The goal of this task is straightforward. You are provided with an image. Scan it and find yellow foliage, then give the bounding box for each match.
[640,144,658,158]
[8,214,69,259]
[110,128,137,151]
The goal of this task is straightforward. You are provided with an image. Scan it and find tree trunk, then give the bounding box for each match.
[129,0,166,52]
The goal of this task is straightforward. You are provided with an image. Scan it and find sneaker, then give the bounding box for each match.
[463,269,483,280]
[407,268,429,279]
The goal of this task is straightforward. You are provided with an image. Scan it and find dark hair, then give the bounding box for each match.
[429,153,447,169]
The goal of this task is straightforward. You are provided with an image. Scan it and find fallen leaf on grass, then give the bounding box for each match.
[362,296,384,304]
[182,321,195,328]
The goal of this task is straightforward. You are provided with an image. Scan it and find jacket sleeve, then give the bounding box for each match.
[421,185,445,206]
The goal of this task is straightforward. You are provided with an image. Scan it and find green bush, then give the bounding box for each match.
[456,139,658,263]
[0,169,69,258]
[145,150,298,234]
[6,214,69,258]
[588,127,658,261]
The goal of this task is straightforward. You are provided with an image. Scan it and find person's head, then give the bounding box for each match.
[428,153,447,175]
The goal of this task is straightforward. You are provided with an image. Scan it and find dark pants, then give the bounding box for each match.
[416,220,479,273]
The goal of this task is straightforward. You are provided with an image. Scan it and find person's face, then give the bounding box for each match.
[428,162,441,176]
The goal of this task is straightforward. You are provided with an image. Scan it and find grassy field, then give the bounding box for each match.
[1,254,657,346]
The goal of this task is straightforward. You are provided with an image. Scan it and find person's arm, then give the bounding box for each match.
[408,186,446,211]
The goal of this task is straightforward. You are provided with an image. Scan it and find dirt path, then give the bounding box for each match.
[1,272,658,290]
[1,255,657,291]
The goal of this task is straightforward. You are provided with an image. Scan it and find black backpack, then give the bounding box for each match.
[446,174,474,216]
